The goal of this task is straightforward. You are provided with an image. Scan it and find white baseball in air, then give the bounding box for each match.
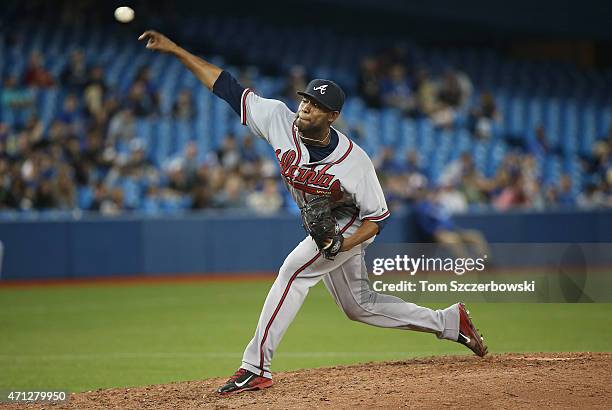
[114,6,135,23]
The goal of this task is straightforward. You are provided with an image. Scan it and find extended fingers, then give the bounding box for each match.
[138,30,156,41]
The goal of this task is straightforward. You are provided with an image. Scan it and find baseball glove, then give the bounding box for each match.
[300,195,344,260]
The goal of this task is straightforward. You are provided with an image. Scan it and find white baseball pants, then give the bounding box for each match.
[241,224,460,378]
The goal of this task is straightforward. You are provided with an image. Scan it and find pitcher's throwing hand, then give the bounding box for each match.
[138,30,178,54]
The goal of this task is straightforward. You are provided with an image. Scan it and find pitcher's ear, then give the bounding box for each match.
[329,111,340,124]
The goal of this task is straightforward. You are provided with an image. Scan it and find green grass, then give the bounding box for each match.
[0,280,611,392]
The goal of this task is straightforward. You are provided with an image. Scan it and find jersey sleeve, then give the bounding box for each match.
[212,70,288,144]
[353,161,391,223]
[240,89,288,144]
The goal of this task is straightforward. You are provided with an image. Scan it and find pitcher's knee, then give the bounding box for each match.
[341,302,370,322]
[278,264,291,280]
[344,309,362,322]
[278,260,300,280]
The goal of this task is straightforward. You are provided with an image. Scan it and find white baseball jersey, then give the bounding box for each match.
[239,89,390,231]
[235,88,460,379]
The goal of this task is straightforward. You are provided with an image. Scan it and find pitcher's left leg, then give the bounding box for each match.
[323,251,459,340]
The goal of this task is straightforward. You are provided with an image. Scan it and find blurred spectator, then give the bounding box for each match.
[384,174,410,210]
[460,169,488,207]
[357,57,382,108]
[378,45,414,74]
[47,120,68,145]
[57,94,86,137]
[247,177,283,214]
[403,157,428,203]
[216,134,241,170]
[189,164,212,210]
[240,135,260,164]
[400,150,424,175]
[89,182,108,211]
[181,141,200,180]
[493,171,529,210]
[172,89,196,120]
[208,166,227,197]
[33,178,56,209]
[469,92,500,139]
[0,158,17,208]
[103,93,121,122]
[60,50,89,91]
[553,174,576,207]
[103,139,156,198]
[54,164,77,210]
[380,64,413,113]
[414,187,489,258]
[0,122,10,143]
[2,76,35,121]
[64,136,89,185]
[163,141,199,191]
[577,182,607,209]
[213,173,247,209]
[282,65,307,110]
[125,81,158,117]
[166,163,192,195]
[590,132,611,182]
[82,128,109,170]
[382,150,428,209]
[192,187,212,210]
[518,155,543,209]
[437,184,468,214]
[413,67,437,117]
[431,69,463,128]
[527,125,552,157]
[100,187,125,215]
[373,146,403,175]
[455,69,473,108]
[84,65,108,123]
[107,108,136,146]
[134,66,160,110]
[439,152,476,187]
[23,52,54,88]
[142,184,163,214]
[23,115,44,145]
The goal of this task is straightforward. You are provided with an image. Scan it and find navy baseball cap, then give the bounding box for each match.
[297,79,345,112]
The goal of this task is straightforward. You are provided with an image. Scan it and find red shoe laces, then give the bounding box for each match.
[228,368,247,382]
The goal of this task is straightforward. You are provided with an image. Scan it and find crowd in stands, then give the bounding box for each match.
[0,49,288,215]
[357,48,474,129]
[1,43,611,216]
[379,147,611,213]
[360,48,612,213]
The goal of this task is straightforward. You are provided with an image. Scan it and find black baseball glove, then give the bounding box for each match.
[300,195,344,260]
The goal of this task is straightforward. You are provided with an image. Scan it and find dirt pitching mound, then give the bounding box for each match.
[6,353,612,409]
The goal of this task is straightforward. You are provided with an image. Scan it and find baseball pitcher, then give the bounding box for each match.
[139,30,487,395]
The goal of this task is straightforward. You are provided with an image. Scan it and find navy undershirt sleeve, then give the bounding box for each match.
[212,70,245,117]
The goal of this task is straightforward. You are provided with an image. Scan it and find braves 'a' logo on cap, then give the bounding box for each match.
[313,84,328,94]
